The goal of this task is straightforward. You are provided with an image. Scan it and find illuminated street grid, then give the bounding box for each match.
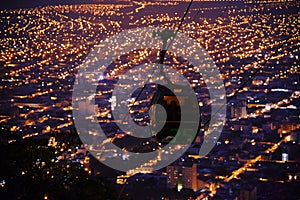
[0,0,300,199]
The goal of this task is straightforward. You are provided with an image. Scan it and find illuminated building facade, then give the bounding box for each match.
[167,162,198,191]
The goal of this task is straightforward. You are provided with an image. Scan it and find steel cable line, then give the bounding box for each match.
[201,31,299,130]
[131,0,194,107]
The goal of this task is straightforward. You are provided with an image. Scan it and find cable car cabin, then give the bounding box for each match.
[150,84,200,144]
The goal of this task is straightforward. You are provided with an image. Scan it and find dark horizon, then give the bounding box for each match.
[1,0,245,10]
[0,0,118,9]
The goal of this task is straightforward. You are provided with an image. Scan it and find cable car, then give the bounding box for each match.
[150,83,200,144]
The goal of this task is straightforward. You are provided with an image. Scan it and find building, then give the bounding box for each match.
[239,185,257,200]
[167,162,198,191]
[278,120,299,137]
[230,100,247,119]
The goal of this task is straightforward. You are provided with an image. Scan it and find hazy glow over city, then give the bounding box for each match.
[0,0,299,199]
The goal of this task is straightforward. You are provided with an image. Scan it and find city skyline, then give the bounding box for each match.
[0,0,299,199]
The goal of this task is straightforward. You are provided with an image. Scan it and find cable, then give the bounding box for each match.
[131,0,194,106]
[166,0,194,50]
[201,32,299,128]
